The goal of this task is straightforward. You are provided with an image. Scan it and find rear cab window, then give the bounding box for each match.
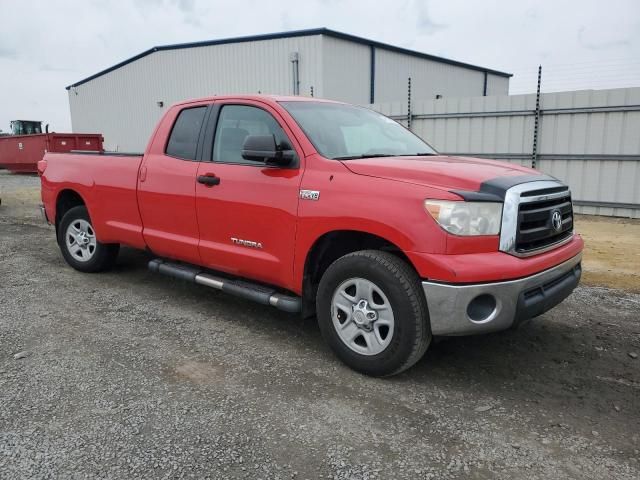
[165,106,207,160]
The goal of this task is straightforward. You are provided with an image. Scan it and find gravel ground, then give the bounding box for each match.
[1,171,639,479]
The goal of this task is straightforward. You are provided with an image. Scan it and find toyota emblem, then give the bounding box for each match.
[551,210,563,232]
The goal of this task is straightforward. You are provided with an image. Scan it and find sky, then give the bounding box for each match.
[1,0,639,132]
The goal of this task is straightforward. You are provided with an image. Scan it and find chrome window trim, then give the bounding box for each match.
[499,180,573,256]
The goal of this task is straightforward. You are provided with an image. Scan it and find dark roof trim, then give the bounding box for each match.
[66,28,512,90]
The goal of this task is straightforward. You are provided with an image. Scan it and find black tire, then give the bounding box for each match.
[57,206,119,273]
[316,250,431,377]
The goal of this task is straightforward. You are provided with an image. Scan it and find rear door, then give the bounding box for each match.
[195,101,304,289]
[137,104,210,264]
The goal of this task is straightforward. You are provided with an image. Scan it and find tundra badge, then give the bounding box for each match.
[299,189,320,201]
[231,238,263,249]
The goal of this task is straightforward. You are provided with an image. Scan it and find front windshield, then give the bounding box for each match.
[280,101,437,160]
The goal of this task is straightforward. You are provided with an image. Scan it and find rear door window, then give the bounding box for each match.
[165,106,207,160]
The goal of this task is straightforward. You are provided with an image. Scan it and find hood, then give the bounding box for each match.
[340,155,541,194]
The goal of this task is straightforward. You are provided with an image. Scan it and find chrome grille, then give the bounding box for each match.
[499,180,574,257]
[516,190,573,254]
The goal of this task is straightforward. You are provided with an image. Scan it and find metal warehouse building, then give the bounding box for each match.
[66,28,511,151]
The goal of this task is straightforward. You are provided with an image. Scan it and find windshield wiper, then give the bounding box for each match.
[334,152,437,160]
[333,154,400,160]
[395,152,437,156]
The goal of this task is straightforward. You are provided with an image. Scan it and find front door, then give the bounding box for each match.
[195,102,304,290]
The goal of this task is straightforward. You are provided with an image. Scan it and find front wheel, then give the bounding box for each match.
[58,206,119,273]
[316,250,431,376]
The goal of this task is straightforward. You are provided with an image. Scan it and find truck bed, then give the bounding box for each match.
[40,151,147,249]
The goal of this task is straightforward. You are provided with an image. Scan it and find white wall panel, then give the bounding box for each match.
[69,35,324,151]
[322,36,370,104]
[373,49,509,103]
[69,32,510,152]
[486,74,510,96]
[367,87,640,218]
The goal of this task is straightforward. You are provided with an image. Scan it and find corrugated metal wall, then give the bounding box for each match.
[369,87,640,218]
[485,73,510,97]
[69,33,510,151]
[373,48,490,102]
[321,36,371,104]
[69,35,325,151]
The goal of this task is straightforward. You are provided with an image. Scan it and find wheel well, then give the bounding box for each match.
[302,230,414,318]
[55,190,85,229]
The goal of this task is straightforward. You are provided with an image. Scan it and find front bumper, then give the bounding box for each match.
[423,252,582,336]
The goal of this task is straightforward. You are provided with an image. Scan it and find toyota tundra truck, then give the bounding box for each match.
[39,95,583,376]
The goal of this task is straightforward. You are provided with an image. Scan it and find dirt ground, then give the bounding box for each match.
[576,215,640,292]
[1,170,639,479]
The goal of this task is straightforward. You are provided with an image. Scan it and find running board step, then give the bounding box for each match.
[148,259,301,313]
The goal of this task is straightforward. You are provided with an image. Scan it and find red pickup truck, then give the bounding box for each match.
[39,95,583,376]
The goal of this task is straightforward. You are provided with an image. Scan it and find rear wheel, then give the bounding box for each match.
[316,250,431,376]
[58,206,119,272]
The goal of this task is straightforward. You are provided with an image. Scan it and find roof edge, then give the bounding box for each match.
[66,27,511,90]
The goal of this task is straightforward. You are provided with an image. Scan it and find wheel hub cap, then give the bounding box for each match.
[65,219,97,262]
[76,232,89,246]
[352,300,377,330]
[331,277,395,356]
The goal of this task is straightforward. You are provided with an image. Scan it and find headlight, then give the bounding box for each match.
[424,200,502,236]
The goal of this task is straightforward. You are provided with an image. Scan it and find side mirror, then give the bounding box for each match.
[241,134,297,167]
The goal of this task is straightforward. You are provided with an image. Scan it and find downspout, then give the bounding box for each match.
[369,45,376,104]
[290,52,300,95]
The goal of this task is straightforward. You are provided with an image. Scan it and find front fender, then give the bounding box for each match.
[292,163,455,292]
